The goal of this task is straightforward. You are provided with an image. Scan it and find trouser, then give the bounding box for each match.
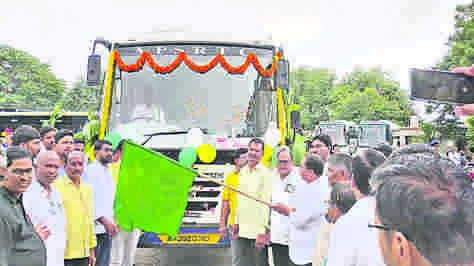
[233,237,269,266]
[95,233,112,266]
[271,243,297,266]
[110,228,141,266]
[231,238,240,266]
[64,257,89,266]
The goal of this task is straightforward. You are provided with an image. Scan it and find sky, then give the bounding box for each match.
[0,0,470,92]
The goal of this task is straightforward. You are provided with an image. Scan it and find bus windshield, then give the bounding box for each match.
[108,44,277,148]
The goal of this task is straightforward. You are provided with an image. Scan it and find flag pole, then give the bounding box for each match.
[197,172,272,207]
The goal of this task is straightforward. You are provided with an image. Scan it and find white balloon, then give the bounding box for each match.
[264,123,281,147]
[186,128,204,148]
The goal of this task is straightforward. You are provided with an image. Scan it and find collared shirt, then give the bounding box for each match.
[270,167,298,245]
[54,175,96,259]
[84,161,116,234]
[23,180,67,266]
[289,174,330,265]
[313,215,335,266]
[222,169,239,226]
[0,186,47,266]
[326,196,385,266]
[234,162,272,239]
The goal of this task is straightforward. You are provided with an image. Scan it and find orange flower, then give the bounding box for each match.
[113,49,282,76]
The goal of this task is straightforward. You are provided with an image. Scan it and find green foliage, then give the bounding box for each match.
[430,2,474,140]
[0,45,66,110]
[290,67,336,129]
[62,77,101,111]
[421,122,436,143]
[42,103,65,128]
[328,67,413,125]
[76,109,101,153]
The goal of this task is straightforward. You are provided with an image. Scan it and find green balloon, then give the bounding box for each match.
[179,147,197,167]
[105,132,122,150]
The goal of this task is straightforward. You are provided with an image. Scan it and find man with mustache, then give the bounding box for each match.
[0,146,48,265]
[23,150,67,266]
[54,151,96,266]
[84,140,117,266]
[40,126,57,152]
[233,138,273,266]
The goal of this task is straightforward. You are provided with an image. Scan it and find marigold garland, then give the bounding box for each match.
[113,49,283,76]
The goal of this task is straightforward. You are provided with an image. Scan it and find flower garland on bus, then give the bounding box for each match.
[112,49,283,76]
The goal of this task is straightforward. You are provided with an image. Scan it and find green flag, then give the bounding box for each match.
[114,140,196,238]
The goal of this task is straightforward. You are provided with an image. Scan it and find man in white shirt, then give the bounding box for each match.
[23,150,67,266]
[270,146,298,266]
[307,134,332,175]
[273,154,330,266]
[325,149,386,266]
[326,152,352,186]
[85,139,118,266]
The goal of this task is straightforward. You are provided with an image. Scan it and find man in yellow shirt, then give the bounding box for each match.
[219,148,248,266]
[234,138,273,266]
[54,151,96,266]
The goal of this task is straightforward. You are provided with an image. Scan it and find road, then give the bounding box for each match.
[134,247,232,266]
[134,247,274,266]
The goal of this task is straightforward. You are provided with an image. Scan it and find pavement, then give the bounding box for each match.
[134,247,274,266]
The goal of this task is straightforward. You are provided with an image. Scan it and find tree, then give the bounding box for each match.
[329,67,413,125]
[0,46,65,110]
[62,77,101,111]
[290,66,336,129]
[430,2,474,140]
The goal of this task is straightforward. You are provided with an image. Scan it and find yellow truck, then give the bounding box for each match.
[86,31,300,248]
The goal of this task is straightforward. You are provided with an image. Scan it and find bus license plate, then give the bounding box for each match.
[158,233,220,244]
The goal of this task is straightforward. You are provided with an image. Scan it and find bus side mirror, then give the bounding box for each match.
[87,55,101,86]
[276,59,289,90]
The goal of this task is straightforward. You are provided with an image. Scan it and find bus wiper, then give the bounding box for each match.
[141,128,209,145]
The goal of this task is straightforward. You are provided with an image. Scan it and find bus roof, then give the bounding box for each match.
[102,29,281,49]
[0,111,88,117]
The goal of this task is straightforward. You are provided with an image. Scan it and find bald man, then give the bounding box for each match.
[23,151,67,266]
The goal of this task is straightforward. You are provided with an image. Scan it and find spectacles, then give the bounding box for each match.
[278,160,290,164]
[368,223,413,242]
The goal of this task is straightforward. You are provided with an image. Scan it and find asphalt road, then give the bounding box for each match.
[134,247,233,266]
[134,247,274,266]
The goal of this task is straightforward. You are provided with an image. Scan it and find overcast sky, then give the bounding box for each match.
[0,0,470,91]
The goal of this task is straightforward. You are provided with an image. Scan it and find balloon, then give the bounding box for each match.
[262,144,273,167]
[179,147,197,167]
[197,144,217,163]
[105,132,122,150]
[186,128,204,148]
[264,123,282,147]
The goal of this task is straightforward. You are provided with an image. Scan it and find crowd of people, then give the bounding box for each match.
[0,125,140,266]
[219,135,474,266]
[1,122,474,266]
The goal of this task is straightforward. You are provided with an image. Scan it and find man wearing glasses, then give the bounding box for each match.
[370,144,474,266]
[23,150,67,266]
[0,146,48,265]
[269,146,298,266]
